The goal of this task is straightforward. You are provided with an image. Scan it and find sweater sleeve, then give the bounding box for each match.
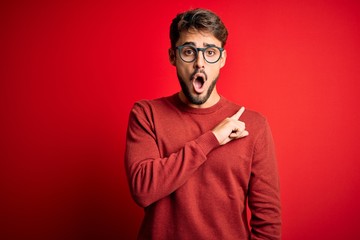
[248,119,282,239]
[124,102,220,208]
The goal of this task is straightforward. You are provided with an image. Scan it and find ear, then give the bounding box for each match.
[220,49,227,68]
[168,48,176,66]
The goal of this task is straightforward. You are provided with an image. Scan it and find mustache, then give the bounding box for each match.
[190,69,208,81]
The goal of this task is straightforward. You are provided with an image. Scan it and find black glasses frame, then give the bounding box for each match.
[175,45,224,64]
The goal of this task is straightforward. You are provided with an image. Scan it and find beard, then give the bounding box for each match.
[177,71,219,105]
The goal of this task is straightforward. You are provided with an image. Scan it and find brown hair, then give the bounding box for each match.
[169,8,228,49]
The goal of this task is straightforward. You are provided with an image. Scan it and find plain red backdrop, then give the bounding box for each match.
[1,0,360,239]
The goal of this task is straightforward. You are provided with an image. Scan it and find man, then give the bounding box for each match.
[125,8,281,239]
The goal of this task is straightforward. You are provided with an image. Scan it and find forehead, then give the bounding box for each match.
[177,29,222,47]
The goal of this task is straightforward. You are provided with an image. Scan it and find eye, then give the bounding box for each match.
[182,47,196,56]
[205,48,217,57]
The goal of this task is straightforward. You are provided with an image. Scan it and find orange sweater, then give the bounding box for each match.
[125,94,281,239]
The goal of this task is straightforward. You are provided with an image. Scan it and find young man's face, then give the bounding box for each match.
[169,29,227,108]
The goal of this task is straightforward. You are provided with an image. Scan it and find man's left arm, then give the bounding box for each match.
[248,119,281,240]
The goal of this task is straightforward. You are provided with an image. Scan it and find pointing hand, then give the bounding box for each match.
[212,107,249,145]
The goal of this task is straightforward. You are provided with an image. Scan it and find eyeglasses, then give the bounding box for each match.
[175,44,224,64]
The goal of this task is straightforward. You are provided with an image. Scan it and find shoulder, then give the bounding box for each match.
[243,109,267,127]
[222,98,269,134]
[222,98,267,124]
[131,95,176,117]
[132,95,171,109]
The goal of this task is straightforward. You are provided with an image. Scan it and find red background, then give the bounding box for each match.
[1,0,360,239]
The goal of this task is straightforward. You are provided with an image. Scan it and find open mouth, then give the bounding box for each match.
[194,76,205,89]
[192,72,207,93]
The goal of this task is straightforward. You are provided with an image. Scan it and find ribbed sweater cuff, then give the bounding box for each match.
[195,131,220,156]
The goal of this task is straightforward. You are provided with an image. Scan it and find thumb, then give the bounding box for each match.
[230,106,245,120]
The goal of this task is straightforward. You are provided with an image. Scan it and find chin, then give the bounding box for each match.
[190,97,207,105]
[185,91,210,105]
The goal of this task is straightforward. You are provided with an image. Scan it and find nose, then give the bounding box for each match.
[194,50,205,69]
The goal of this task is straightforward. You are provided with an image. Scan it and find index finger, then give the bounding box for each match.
[230,106,245,120]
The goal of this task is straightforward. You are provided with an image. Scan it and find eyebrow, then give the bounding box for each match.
[182,41,196,46]
[181,42,218,48]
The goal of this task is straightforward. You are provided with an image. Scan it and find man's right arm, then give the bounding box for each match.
[124,103,220,207]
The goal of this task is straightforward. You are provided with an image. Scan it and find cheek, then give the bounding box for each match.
[176,64,192,76]
[207,66,221,79]
[176,67,188,82]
